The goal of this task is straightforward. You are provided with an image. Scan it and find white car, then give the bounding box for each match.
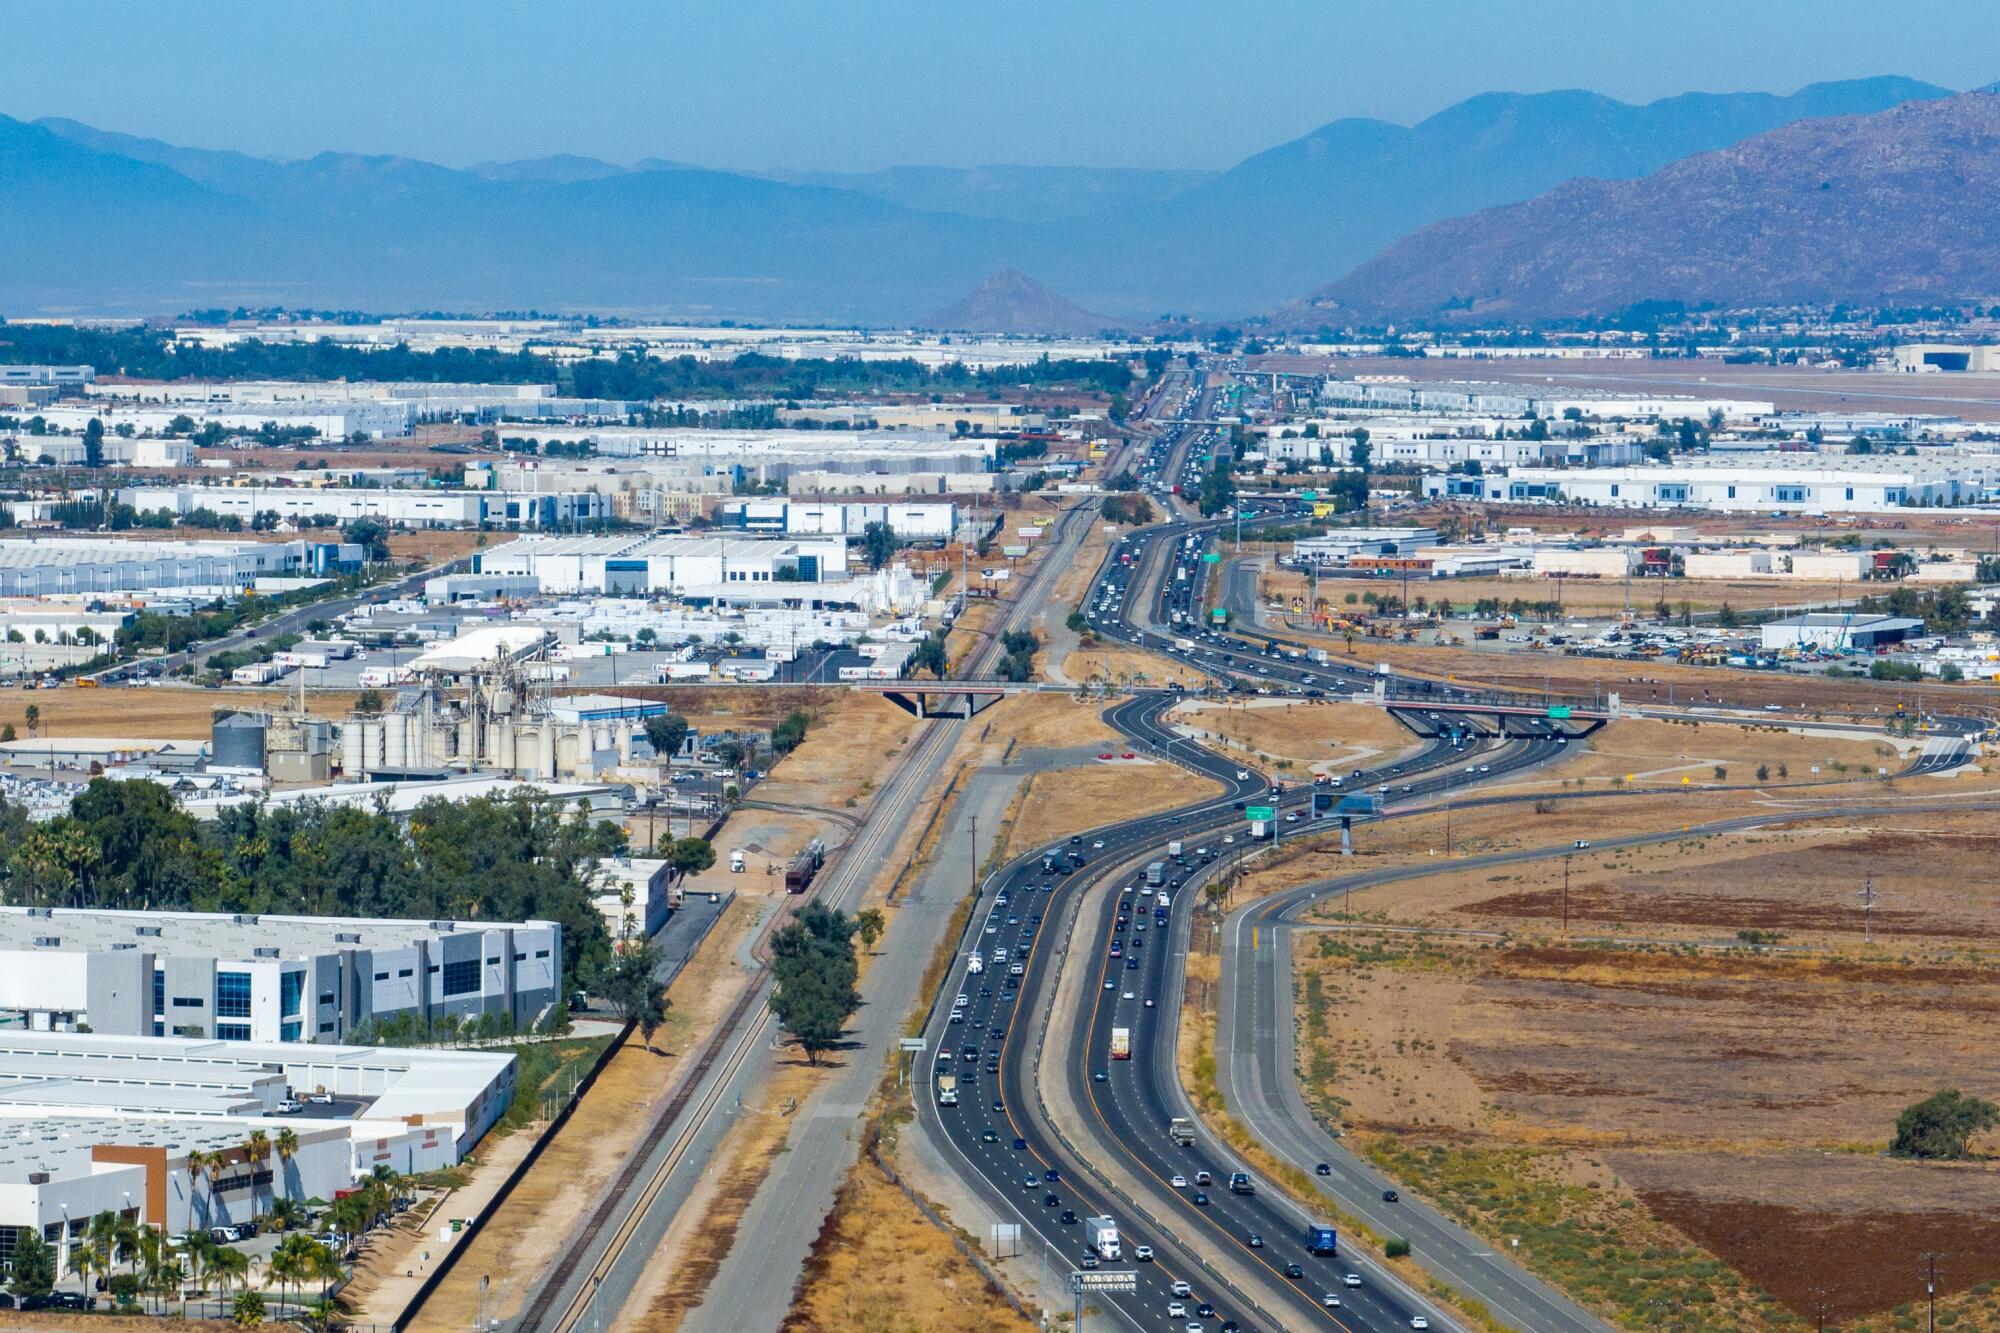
[1323,1294,1343,1308]
[1134,1245,1154,1262]
[1235,770,1250,780]
[1170,1174,1189,1188]
[1411,1320,1431,1330]
[1171,1281,1192,1298]
[1167,1302,1187,1319]
[1342,1273,1363,1288]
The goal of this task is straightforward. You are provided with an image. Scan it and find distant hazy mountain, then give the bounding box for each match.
[1076,74,1953,314]
[468,154,628,184]
[921,269,1111,336]
[762,165,1213,224]
[1294,92,2000,324]
[1,76,1966,323]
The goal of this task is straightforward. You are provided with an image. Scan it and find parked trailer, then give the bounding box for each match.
[785,839,826,893]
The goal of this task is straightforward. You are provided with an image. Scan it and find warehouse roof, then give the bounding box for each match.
[0,905,555,959]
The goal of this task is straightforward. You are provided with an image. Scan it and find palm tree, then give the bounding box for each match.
[185,1149,211,1228]
[138,1229,165,1313]
[114,1214,142,1302]
[25,702,40,738]
[272,1128,298,1205]
[243,1131,271,1219]
[205,1150,230,1222]
[67,1239,99,1306]
[208,1245,250,1305]
[178,1228,213,1298]
[86,1210,119,1301]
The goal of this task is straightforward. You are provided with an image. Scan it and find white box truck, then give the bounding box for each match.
[1084,1216,1121,1261]
[967,953,984,975]
[1167,839,1184,859]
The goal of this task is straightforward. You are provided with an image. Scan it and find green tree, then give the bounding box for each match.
[8,1230,56,1300]
[768,902,860,1065]
[854,907,885,954]
[661,836,715,876]
[771,710,811,756]
[83,416,106,469]
[1891,1089,2000,1160]
[352,688,385,716]
[602,936,670,1050]
[861,520,899,571]
[643,712,690,759]
[343,518,390,562]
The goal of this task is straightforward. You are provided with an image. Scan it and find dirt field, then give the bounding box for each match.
[1168,699,1426,776]
[753,693,919,812]
[1263,566,1860,617]
[1293,806,2000,1327]
[1479,717,1903,792]
[0,684,359,740]
[779,1159,1035,1333]
[977,689,1124,749]
[1064,644,1202,688]
[999,759,1220,861]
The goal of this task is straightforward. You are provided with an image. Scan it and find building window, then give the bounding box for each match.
[318,991,335,1006]
[318,1020,335,1034]
[172,996,202,1008]
[280,1020,302,1043]
[442,958,481,997]
[397,968,414,978]
[373,971,389,981]
[1609,484,1620,498]
[280,972,304,1018]
[536,949,551,959]
[215,971,252,1020]
[1727,486,1736,499]
[153,970,164,1018]
[1846,487,1855,501]
[217,1023,252,1042]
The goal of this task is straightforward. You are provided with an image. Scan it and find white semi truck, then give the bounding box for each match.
[1084,1216,1121,1261]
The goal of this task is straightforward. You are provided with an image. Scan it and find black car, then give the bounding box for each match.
[1044,1193,1061,1207]
[1197,1303,1216,1318]
[1060,1209,1079,1225]
[1315,1162,1331,1176]
[1284,1263,1304,1279]
[1382,1188,1400,1202]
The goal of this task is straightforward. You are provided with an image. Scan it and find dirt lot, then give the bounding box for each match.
[1264,565,1859,617]
[978,690,1124,749]
[1294,807,2000,1327]
[999,758,1220,862]
[1168,698,1426,776]
[748,693,919,812]
[1477,717,1903,791]
[779,1158,1035,1333]
[0,684,358,740]
[1064,644,1202,689]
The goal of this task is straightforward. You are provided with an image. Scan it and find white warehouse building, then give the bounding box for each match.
[122,485,610,529]
[0,906,563,1044]
[476,534,851,597]
[0,1033,516,1265]
[1432,460,1994,514]
[0,537,356,596]
[718,500,957,542]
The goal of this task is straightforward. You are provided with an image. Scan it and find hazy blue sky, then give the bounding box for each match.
[8,0,2000,171]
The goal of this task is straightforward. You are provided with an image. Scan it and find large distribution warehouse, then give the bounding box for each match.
[0,907,562,1044]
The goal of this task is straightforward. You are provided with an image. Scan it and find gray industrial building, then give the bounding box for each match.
[1758,613,1925,654]
[0,907,562,1044]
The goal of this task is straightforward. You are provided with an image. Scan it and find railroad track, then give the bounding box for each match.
[501,499,1095,1330]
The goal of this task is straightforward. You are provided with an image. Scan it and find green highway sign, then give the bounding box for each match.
[1210,608,1229,622]
[1547,706,1572,720]
[1246,806,1276,822]
[1301,491,1318,501]
[1202,553,1220,563]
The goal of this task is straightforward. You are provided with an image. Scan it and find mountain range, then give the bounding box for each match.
[1294,91,2000,325]
[0,75,1970,325]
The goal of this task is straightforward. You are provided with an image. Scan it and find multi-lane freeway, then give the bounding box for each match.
[911,366,1988,1333]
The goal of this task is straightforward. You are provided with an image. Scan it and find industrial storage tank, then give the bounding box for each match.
[211,710,268,771]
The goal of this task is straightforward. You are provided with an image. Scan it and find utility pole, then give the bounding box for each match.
[969,815,978,895]
[1925,1250,1939,1333]
[1859,877,1879,945]
[1562,854,1572,935]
